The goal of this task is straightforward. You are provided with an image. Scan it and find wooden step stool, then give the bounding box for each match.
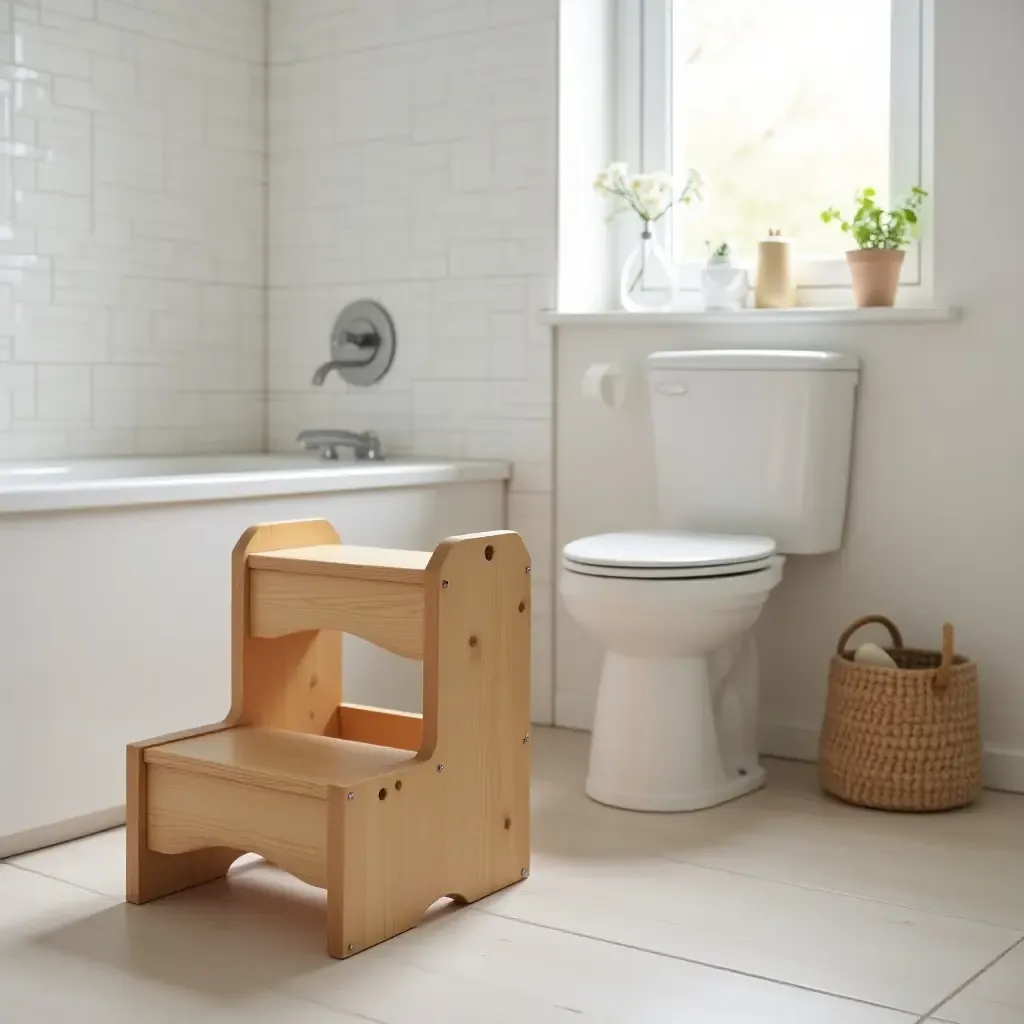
[126,519,531,958]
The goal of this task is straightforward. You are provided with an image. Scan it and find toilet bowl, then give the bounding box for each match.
[561,530,784,812]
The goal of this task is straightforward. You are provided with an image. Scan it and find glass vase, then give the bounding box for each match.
[620,227,676,312]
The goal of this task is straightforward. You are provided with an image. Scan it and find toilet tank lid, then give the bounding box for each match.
[648,349,859,371]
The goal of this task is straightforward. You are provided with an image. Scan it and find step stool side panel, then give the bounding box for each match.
[326,532,532,957]
[231,520,342,734]
[426,531,532,903]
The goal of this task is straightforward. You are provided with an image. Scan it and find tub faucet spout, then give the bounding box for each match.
[297,429,383,462]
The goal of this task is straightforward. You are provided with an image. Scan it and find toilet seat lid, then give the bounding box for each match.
[563,531,776,573]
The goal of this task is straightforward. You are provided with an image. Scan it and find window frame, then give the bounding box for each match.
[617,0,934,305]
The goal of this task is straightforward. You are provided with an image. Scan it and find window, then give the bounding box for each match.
[620,0,932,297]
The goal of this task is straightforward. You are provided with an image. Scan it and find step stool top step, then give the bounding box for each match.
[145,726,416,798]
[249,545,432,585]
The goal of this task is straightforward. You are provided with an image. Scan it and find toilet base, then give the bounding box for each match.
[585,645,764,813]
[586,764,766,813]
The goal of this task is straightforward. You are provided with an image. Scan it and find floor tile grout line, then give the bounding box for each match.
[6,851,270,901]
[471,905,917,1018]
[293,989,390,1024]
[4,847,1010,1022]
[9,819,1023,1022]
[5,861,120,902]
[913,935,1024,1024]
[12,824,1024,939]
[11,827,1024,937]
[644,853,1024,935]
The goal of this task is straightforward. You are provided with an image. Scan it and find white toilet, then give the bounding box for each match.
[560,349,859,812]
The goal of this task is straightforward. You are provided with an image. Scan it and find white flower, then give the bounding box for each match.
[682,167,704,200]
[644,194,671,220]
[594,162,632,195]
[592,163,703,224]
[629,172,672,218]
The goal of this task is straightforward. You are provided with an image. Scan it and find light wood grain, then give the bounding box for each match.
[128,721,236,751]
[126,744,241,904]
[250,545,431,585]
[147,765,327,888]
[328,531,531,956]
[249,568,424,660]
[127,522,531,962]
[128,519,342,904]
[337,704,423,752]
[427,530,532,902]
[231,520,343,734]
[145,726,414,799]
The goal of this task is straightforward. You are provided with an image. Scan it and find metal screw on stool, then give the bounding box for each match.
[525,566,531,574]
[521,868,529,879]
[437,763,445,772]
[442,580,449,589]
[523,734,530,744]
[348,943,354,951]
[347,792,355,801]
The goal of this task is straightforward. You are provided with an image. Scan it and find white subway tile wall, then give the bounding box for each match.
[267,0,558,721]
[0,0,266,459]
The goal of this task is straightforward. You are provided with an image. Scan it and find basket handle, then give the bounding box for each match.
[933,622,955,693]
[836,615,904,655]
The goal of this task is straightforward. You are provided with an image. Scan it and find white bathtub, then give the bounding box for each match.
[0,454,510,856]
[0,454,509,514]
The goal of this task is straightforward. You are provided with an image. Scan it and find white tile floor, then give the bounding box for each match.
[4,728,1024,1023]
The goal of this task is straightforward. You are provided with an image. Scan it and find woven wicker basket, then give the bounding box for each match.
[819,615,981,812]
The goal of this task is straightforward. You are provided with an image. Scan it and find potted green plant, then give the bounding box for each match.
[707,241,732,266]
[701,241,749,311]
[820,187,928,306]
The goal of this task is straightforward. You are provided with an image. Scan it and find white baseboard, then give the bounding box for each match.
[555,691,595,731]
[0,805,126,859]
[759,720,821,763]
[976,745,1024,794]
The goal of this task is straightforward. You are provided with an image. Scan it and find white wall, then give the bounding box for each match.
[10,0,1013,760]
[555,2,1024,789]
[0,0,266,459]
[267,0,559,722]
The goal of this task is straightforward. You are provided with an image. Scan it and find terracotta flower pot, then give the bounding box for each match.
[846,249,905,307]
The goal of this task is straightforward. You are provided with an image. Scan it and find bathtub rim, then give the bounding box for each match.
[0,455,512,516]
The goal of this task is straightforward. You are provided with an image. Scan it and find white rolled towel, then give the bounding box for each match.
[853,642,898,668]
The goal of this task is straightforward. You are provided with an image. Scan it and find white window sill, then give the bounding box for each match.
[540,306,961,327]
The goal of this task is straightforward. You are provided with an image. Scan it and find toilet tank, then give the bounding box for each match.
[647,350,859,554]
